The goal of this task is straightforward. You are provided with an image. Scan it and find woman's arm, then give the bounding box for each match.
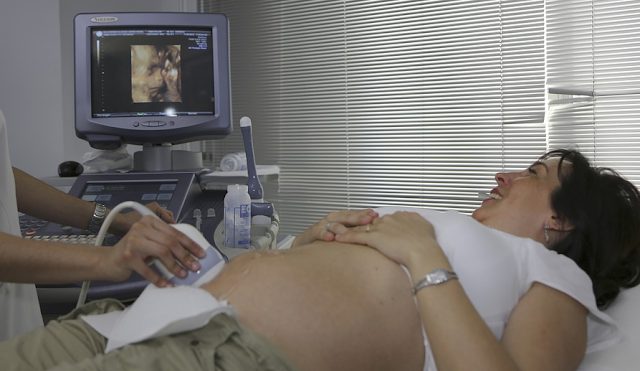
[500,283,587,371]
[414,269,586,371]
[336,211,587,371]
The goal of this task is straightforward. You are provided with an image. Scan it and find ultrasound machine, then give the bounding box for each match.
[21,12,277,316]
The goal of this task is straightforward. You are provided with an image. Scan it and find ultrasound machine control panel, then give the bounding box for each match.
[22,172,224,244]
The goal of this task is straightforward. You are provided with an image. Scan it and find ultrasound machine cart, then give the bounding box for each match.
[22,12,282,318]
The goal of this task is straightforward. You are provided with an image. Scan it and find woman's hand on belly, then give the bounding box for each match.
[290,209,378,248]
[335,211,452,276]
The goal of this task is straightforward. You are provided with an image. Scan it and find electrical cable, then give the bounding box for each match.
[76,201,158,308]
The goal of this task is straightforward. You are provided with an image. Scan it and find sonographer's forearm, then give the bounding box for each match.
[12,167,95,230]
[0,232,111,284]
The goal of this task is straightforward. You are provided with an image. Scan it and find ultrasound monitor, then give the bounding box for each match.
[74,12,232,171]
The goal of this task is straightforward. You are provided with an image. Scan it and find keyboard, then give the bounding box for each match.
[19,213,118,246]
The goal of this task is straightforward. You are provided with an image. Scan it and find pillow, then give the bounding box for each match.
[579,285,640,371]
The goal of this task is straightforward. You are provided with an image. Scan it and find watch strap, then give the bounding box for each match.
[86,203,107,234]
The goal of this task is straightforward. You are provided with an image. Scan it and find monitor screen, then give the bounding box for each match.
[74,13,232,150]
[92,27,214,117]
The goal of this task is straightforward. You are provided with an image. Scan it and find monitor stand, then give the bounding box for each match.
[132,143,205,172]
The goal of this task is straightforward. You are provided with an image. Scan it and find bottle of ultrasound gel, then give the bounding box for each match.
[224,184,251,248]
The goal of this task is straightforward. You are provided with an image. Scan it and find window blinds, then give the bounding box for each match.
[199,0,546,235]
[547,0,640,186]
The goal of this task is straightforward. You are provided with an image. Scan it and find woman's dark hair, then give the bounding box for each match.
[543,149,640,309]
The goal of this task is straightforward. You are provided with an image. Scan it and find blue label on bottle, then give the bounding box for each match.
[240,204,250,218]
[224,204,251,249]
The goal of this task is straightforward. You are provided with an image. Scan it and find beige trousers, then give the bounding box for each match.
[0,299,299,371]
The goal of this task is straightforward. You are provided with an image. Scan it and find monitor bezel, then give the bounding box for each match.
[74,12,232,149]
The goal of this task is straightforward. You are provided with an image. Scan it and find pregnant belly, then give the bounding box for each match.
[201,241,425,371]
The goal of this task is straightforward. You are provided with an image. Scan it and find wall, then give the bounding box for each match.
[0,0,64,178]
[0,0,196,178]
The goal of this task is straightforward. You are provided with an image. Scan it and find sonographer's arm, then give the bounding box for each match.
[0,223,204,285]
[12,167,174,235]
[3,167,204,286]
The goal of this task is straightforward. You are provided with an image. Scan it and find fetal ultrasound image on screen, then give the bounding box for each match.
[130,45,182,103]
[91,28,215,117]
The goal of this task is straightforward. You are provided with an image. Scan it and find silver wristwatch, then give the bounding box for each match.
[86,203,107,234]
[413,269,458,294]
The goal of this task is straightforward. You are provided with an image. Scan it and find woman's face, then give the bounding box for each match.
[472,158,564,242]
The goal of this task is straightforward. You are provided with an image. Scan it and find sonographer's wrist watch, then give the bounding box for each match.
[86,203,107,234]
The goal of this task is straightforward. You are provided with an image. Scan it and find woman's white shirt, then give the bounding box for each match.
[376,206,620,371]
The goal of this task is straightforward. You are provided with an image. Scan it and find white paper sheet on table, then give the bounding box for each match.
[81,284,235,353]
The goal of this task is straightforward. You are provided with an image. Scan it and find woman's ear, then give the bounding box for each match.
[547,215,574,233]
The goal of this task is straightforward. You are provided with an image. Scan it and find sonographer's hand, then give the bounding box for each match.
[148,202,175,223]
[106,215,205,287]
[108,202,175,236]
[291,208,378,248]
